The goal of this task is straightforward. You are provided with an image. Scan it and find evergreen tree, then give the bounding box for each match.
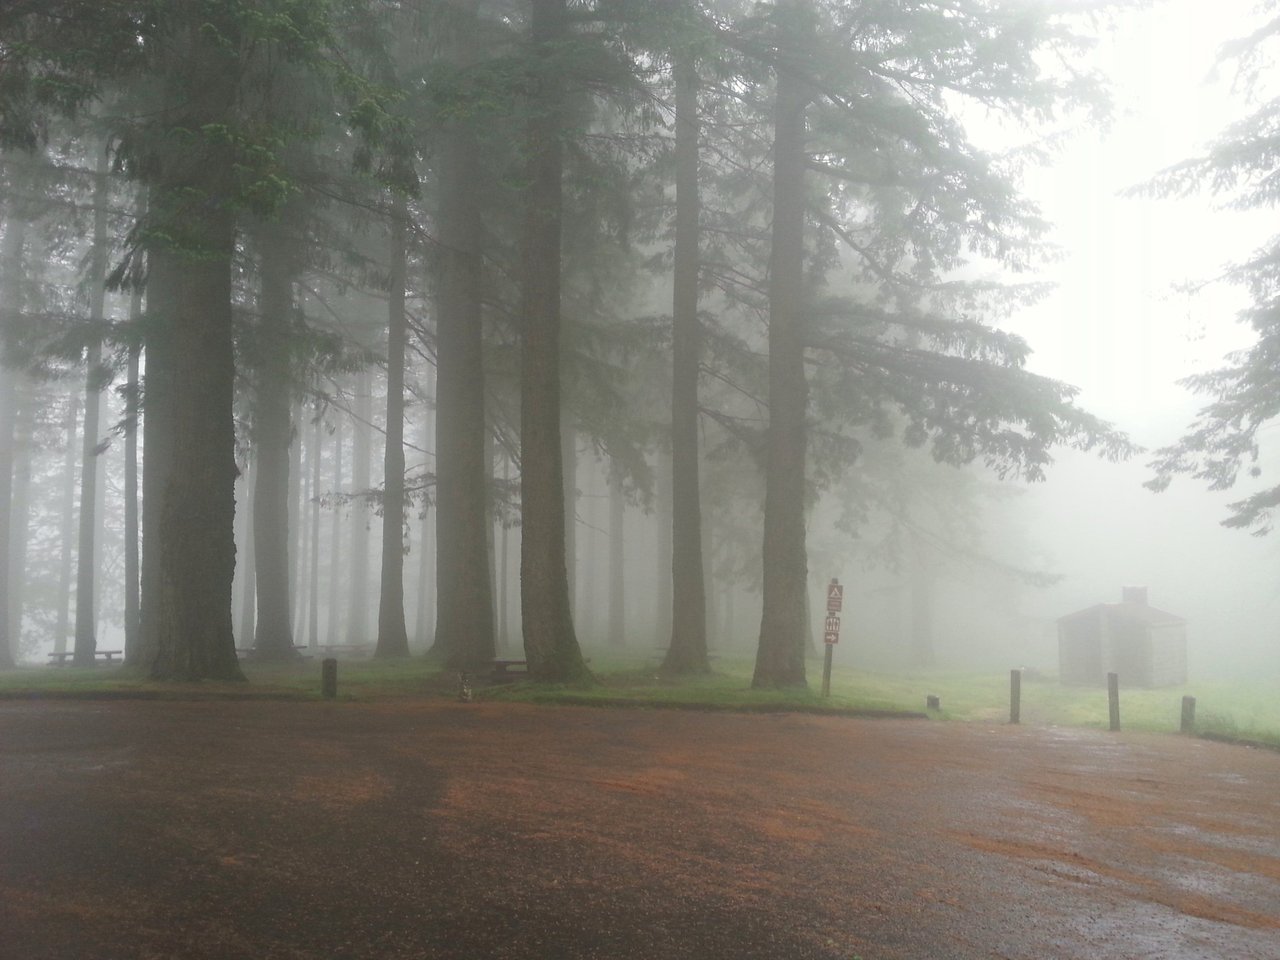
[375,191,411,658]
[1145,11,1280,533]
[520,0,592,683]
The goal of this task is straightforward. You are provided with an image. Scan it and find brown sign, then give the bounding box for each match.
[823,614,840,645]
[827,578,843,613]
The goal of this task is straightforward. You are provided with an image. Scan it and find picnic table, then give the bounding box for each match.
[490,659,528,683]
[47,650,123,666]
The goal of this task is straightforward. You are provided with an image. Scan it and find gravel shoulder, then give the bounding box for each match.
[1,699,1278,959]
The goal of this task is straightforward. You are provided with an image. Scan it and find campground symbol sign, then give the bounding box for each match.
[826,579,843,613]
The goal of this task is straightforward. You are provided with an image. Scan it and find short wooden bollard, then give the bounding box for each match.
[321,658,338,699]
[1107,672,1120,731]
[926,694,940,711]
[1181,695,1196,734]
[1010,668,1021,725]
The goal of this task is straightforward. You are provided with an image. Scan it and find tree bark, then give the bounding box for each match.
[0,214,27,668]
[145,230,244,681]
[562,414,578,619]
[910,541,936,668]
[414,377,434,648]
[308,402,322,651]
[289,395,304,630]
[703,513,718,647]
[608,460,625,647]
[434,117,495,669]
[486,424,500,649]
[73,159,109,666]
[376,194,410,658]
[653,449,673,644]
[295,407,312,644]
[326,414,343,645]
[581,459,597,640]
[753,22,810,689]
[6,380,33,654]
[123,290,142,661]
[139,259,175,671]
[662,47,709,675]
[348,370,372,641]
[137,6,244,681]
[519,0,590,683]
[498,451,511,650]
[236,461,256,649]
[250,230,297,660]
[55,391,80,656]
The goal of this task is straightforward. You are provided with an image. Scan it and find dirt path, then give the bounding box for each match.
[1,700,1277,959]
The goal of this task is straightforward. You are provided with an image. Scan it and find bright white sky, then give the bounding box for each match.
[982,0,1280,677]
[1015,0,1272,441]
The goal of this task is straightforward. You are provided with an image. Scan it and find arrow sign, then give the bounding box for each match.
[823,615,841,645]
[827,578,843,613]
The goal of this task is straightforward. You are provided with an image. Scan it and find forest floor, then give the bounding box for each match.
[1,699,1278,959]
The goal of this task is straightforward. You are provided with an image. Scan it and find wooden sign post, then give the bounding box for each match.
[821,578,843,697]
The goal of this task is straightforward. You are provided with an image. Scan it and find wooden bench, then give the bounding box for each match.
[490,659,528,683]
[47,649,123,666]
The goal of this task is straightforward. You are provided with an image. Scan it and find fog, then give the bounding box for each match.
[2,0,1279,688]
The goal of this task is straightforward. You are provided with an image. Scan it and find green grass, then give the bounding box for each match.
[2,650,1277,748]
[862,670,1279,739]
[0,655,448,701]
[485,652,1280,746]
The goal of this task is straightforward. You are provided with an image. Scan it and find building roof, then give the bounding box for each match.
[1057,601,1186,627]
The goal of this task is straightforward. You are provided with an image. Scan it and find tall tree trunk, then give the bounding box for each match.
[654,450,673,644]
[236,461,255,648]
[580,459,597,641]
[295,401,311,638]
[289,395,304,630]
[498,451,510,651]
[73,159,110,665]
[723,583,734,649]
[414,379,434,648]
[753,22,810,690]
[520,0,589,683]
[139,8,244,681]
[139,262,175,672]
[662,47,709,674]
[93,393,107,643]
[55,391,80,656]
[376,195,410,658]
[434,117,495,668]
[703,513,718,648]
[561,415,577,619]
[123,288,142,661]
[145,230,244,681]
[348,371,372,641]
[910,541,936,668]
[308,403,322,651]
[0,215,26,668]
[326,414,344,645]
[486,424,500,650]
[251,231,297,660]
[608,461,625,647]
[7,381,33,654]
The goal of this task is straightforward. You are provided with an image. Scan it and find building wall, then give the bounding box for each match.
[1147,623,1188,687]
[1058,613,1103,685]
[1106,618,1153,687]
